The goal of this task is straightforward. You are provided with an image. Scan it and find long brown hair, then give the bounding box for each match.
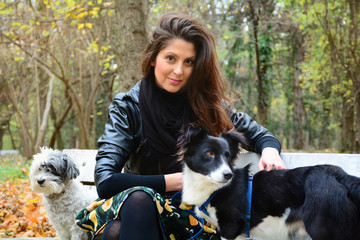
[142,13,233,136]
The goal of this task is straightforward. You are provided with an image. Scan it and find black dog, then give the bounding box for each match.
[178,127,360,240]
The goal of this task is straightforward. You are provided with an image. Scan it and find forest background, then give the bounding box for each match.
[1,0,360,158]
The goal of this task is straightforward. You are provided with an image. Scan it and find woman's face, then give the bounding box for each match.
[151,39,196,93]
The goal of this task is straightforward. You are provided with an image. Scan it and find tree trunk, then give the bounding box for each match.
[341,98,355,152]
[114,0,148,91]
[249,2,267,125]
[0,120,9,150]
[34,72,54,153]
[348,0,360,152]
[354,85,360,152]
[49,102,72,149]
[293,32,305,149]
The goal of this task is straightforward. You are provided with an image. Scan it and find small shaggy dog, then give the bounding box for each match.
[30,147,97,240]
[178,127,360,240]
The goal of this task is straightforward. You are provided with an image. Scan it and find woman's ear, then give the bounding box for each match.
[150,60,155,66]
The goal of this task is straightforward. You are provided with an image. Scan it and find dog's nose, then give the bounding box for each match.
[37,179,45,185]
[223,171,233,180]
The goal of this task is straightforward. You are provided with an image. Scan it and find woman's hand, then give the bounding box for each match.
[164,172,183,192]
[258,147,286,171]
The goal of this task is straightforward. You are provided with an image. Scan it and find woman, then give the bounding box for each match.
[76,13,285,240]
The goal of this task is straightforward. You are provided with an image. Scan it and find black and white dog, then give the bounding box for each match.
[178,127,360,240]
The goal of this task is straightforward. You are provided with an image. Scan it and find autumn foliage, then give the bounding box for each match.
[0,178,56,238]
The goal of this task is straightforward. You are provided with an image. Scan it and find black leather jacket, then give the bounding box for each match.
[94,81,281,188]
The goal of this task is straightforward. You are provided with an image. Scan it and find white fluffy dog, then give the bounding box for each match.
[30,147,97,240]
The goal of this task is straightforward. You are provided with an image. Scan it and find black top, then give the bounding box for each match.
[95,80,281,199]
[139,77,196,166]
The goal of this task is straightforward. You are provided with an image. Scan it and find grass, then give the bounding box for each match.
[0,154,30,182]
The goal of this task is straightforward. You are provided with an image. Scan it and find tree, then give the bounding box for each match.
[319,0,360,152]
[0,0,149,154]
[296,0,360,152]
[1,0,359,153]
[113,0,149,90]
[247,0,274,126]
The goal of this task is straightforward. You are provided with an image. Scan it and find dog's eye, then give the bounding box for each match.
[47,166,56,173]
[206,151,215,157]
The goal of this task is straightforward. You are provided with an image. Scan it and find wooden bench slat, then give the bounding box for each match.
[236,152,360,176]
[63,149,97,185]
[63,149,360,185]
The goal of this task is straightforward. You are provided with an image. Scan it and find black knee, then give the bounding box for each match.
[122,191,155,213]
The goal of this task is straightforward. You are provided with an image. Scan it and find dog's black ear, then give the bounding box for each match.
[62,153,80,180]
[177,125,209,148]
[47,151,80,180]
[221,130,248,159]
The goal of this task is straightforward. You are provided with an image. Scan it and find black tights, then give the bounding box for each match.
[101,191,162,240]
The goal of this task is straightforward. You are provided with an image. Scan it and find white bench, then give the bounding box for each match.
[64,150,360,186]
[238,152,360,176]
[4,151,359,240]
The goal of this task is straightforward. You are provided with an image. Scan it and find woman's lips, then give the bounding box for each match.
[168,78,182,85]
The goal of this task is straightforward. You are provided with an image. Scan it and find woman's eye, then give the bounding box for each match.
[206,151,215,157]
[165,56,175,61]
[186,59,194,65]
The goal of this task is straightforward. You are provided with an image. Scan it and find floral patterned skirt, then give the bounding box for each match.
[75,186,220,240]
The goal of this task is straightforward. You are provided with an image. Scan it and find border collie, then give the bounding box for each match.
[178,127,360,240]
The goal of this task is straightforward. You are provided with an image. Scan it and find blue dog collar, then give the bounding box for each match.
[246,175,253,238]
[198,190,218,217]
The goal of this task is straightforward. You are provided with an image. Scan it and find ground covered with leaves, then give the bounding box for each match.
[0,154,56,238]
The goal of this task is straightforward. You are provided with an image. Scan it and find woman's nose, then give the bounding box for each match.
[173,63,183,75]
